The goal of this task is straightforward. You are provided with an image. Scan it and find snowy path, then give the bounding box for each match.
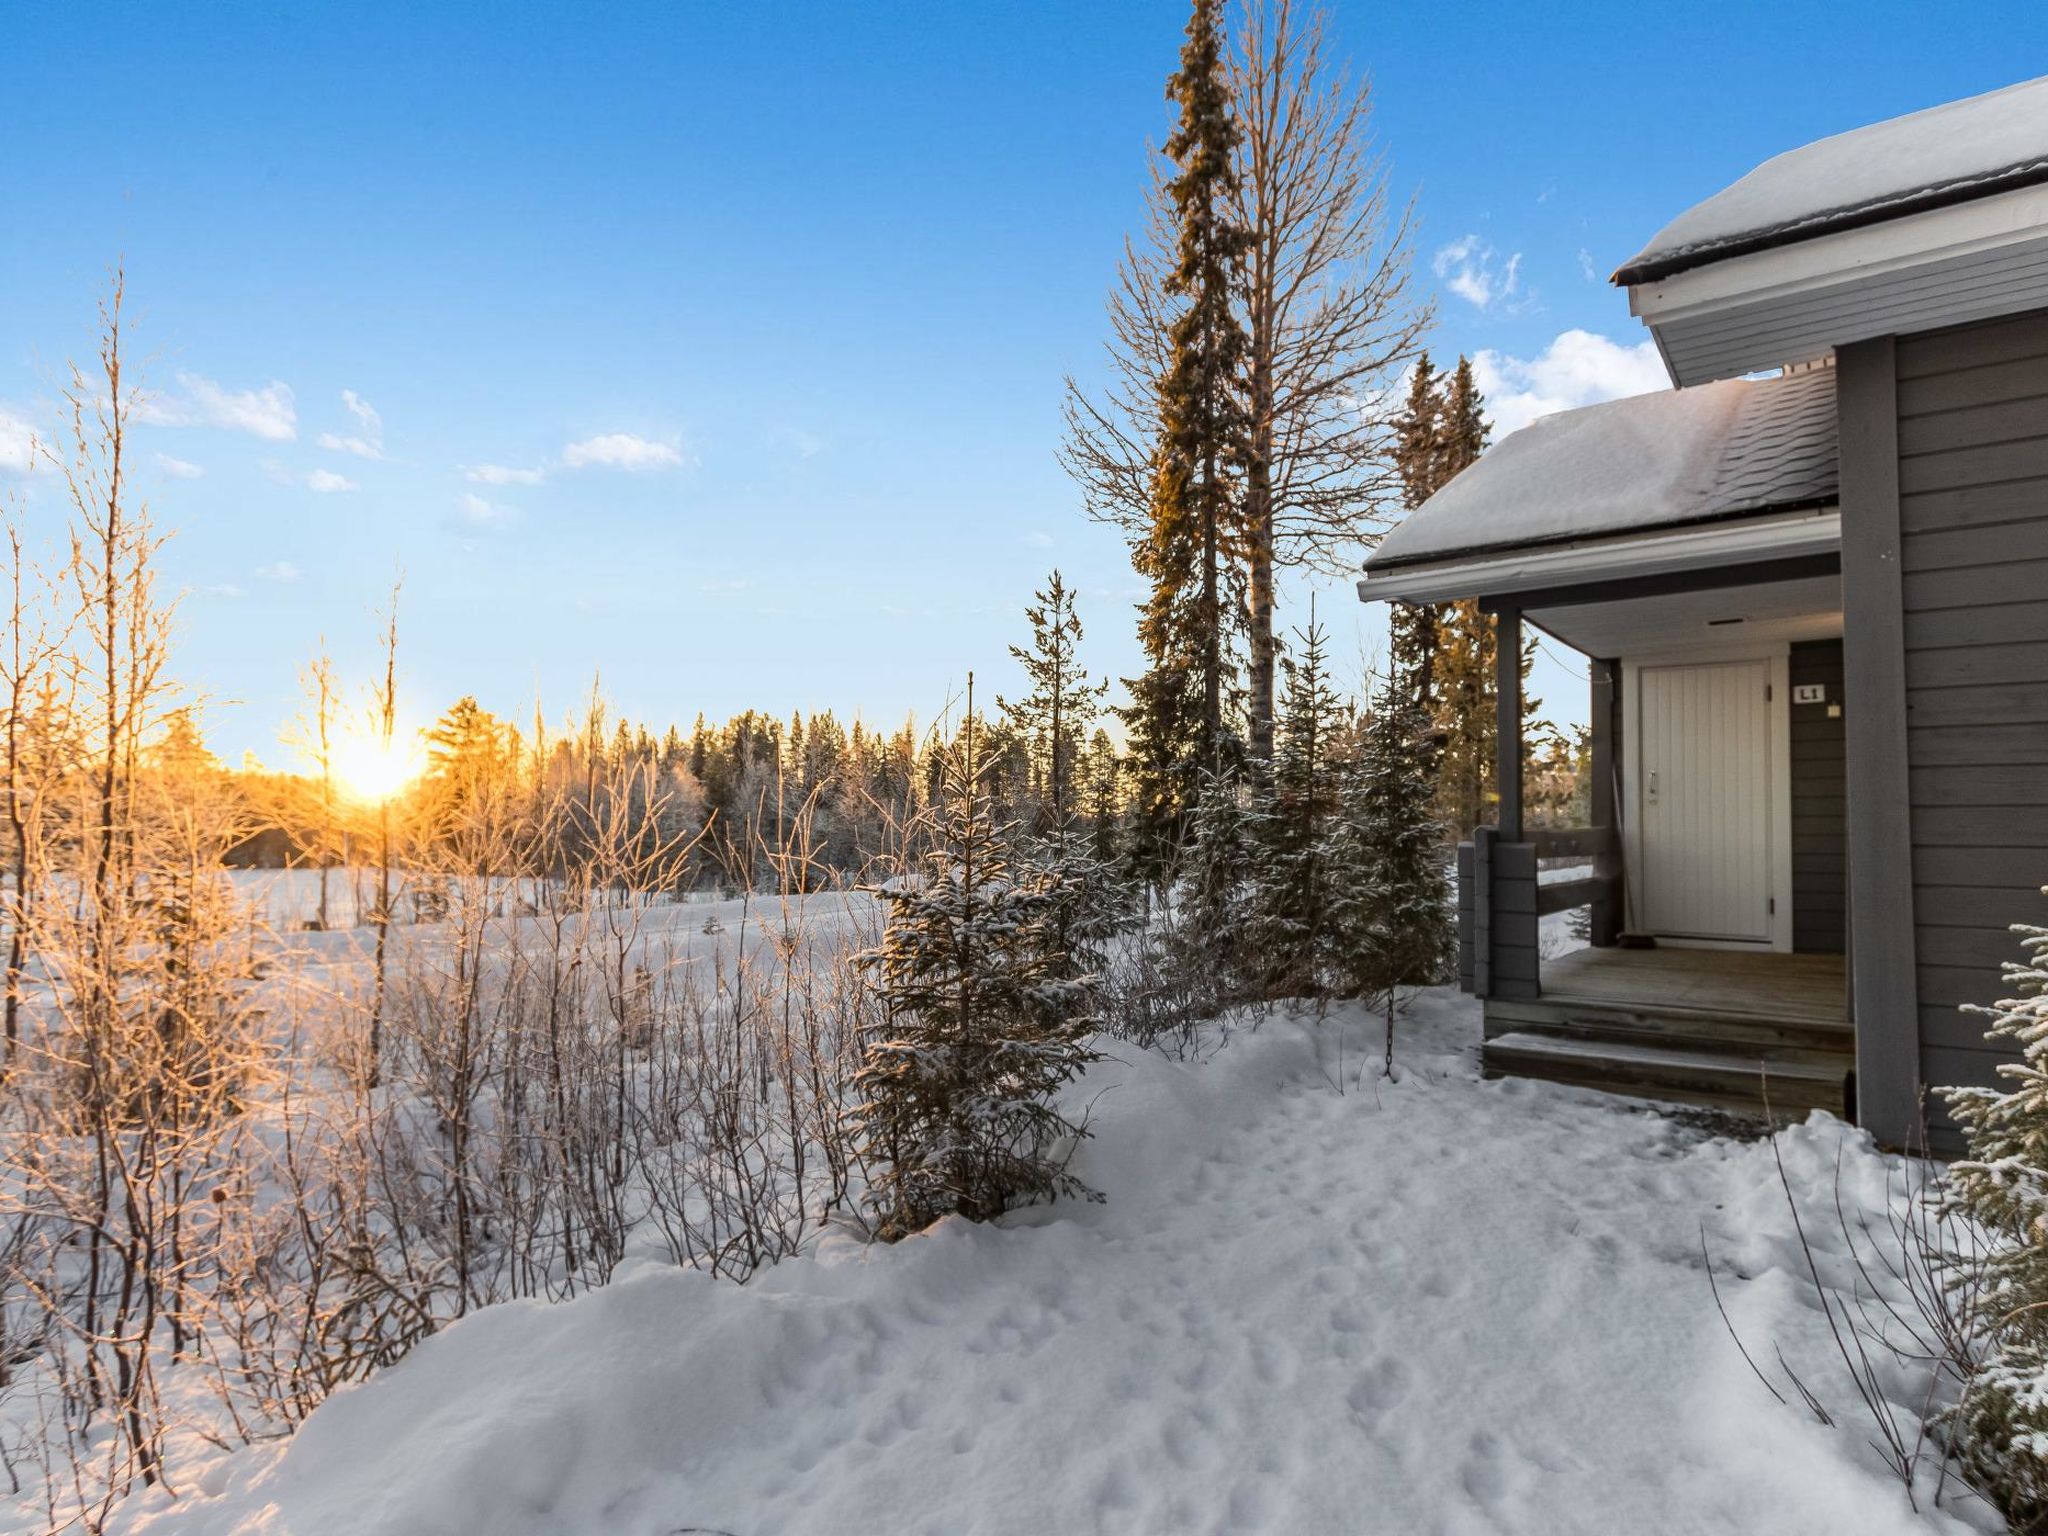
[138,992,1992,1536]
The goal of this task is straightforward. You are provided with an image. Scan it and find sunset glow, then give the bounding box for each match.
[332,727,423,806]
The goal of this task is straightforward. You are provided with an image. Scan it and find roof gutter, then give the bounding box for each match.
[1612,157,2048,285]
[1623,180,2048,388]
[1356,507,1841,607]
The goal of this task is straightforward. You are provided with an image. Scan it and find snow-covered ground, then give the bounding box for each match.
[122,989,1993,1536]
[225,866,734,934]
[215,869,880,990]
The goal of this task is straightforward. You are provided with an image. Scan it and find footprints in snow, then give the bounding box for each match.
[1345,1355,1411,1428]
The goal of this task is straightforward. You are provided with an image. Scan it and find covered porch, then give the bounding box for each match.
[1458,552,1853,1120]
[1363,365,1858,1122]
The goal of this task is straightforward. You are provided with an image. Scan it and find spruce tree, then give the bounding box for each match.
[1171,767,1259,1009]
[855,684,1103,1238]
[1386,354,1445,713]
[1004,576,1129,978]
[423,696,516,824]
[1332,678,1454,1076]
[1001,569,1109,838]
[1418,356,1548,838]
[1082,728,1124,868]
[1122,0,1252,877]
[1251,610,1346,998]
[1941,898,2048,1519]
[1020,816,1129,998]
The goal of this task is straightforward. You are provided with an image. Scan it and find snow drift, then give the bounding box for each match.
[128,993,1992,1536]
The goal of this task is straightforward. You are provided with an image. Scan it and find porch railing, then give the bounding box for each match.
[1458,824,1619,1000]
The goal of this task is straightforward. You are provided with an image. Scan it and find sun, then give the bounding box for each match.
[332,727,424,806]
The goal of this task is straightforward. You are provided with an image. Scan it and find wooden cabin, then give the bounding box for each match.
[1359,75,2048,1151]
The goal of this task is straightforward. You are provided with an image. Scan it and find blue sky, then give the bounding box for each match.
[5,1,2045,763]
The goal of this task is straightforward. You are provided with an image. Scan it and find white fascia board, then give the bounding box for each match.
[1355,508,1840,606]
[1629,181,2048,374]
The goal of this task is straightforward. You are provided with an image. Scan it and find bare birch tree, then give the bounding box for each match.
[364,583,403,1088]
[1230,0,1428,765]
[7,268,250,1506]
[1060,154,1178,547]
[294,643,340,930]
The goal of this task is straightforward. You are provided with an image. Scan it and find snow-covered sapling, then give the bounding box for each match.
[1330,680,1454,1078]
[1942,892,2048,1522]
[1249,609,1345,1000]
[855,684,1103,1239]
[1169,767,1261,1011]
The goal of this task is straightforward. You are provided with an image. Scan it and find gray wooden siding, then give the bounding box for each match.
[1896,311,2048,1143]
[1789,639,1846,954]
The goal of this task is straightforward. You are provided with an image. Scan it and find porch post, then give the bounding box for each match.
[1494,601,1522,841]
[1838,335,1919,1148]
[1589,656,1620,947]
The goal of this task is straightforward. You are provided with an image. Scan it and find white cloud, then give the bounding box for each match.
[561,432,688,471]
[256,561,300,583]
[204,582,245,599]
[464,462,547,486]
[1022,530,1054,549]
[0,408,42,474]
[155,453,205,479]
[305,469,356,494]
[456,492,514,526]
[1470,329,1670,437]
[317,433,374,456]
[1577,248,1599,283]
[1433,235,1523,311]
[317,388,384,459]
[147,372,298,440]
[771,426,825,460]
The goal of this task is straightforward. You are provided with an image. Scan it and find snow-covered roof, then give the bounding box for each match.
[1616,75,2048,284]
[1365,366,1837,572]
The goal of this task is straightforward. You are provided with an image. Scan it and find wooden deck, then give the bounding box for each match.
[1481,946,1854,1122]
[1538,947,1846,1023]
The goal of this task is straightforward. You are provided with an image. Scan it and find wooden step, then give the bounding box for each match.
[1483,1029,1853,1121]
[1483,994,1851,1056]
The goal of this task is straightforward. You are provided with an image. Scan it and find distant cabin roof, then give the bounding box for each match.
[1364,366,1837,572]
[1615,75,2048,285]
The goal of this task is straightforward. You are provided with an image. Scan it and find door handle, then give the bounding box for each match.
[1648,769,1659,798]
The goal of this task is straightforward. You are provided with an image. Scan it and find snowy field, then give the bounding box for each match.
[116,986,1993,1536]
[214,866,878,986]
[225,867,736,935]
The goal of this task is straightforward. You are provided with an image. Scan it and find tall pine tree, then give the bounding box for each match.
[1122,0,1252,880]
[1386,353,1445,713]
[1391,355,1542,837]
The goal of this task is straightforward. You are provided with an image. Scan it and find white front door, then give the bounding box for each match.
[1636,659,1775,944]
